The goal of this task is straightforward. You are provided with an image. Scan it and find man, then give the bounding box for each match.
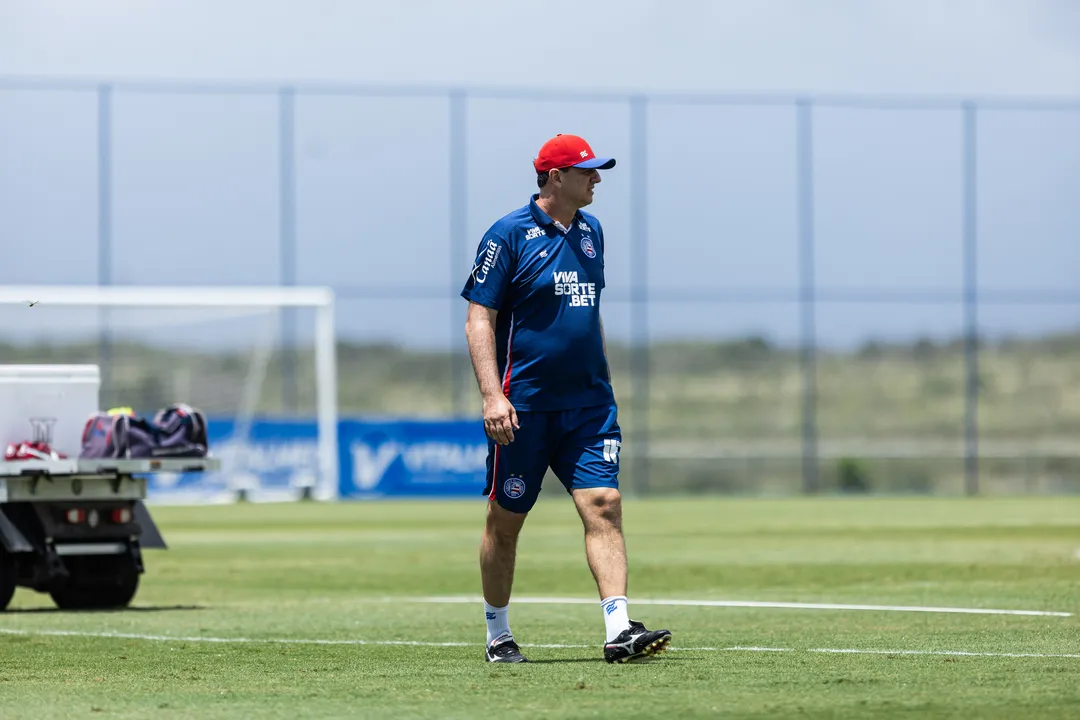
[460,133,672,664]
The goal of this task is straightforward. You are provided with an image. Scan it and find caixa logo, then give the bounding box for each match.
[350,438,487,491]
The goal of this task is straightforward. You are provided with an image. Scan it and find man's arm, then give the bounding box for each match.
[600,315,608,360]
[600,315,613,385]
[465,301,518,444]
[465,302,504,399]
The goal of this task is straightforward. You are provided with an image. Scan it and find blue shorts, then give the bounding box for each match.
[483,403,622,514]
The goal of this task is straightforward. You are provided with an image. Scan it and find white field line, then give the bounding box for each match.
[808,648,1080,659]
[0,628,1078,659]
[403,595,1074,618]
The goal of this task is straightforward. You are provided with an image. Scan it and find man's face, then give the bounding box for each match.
[554,166,601,207]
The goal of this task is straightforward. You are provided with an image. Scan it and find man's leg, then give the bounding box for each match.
[479,415,548,662]
[480,500,527,609]
[479,502,529,662]
[571,486,627,601]
[555,404,671,663]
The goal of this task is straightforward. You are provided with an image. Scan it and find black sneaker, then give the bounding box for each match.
[604,620,672,663]
[485,636,529,663]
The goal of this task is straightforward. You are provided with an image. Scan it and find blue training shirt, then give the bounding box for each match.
[461,195,615,412]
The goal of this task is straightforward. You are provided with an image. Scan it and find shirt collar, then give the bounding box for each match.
[529,194,582,234]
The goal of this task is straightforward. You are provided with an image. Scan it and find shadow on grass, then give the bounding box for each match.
[525,656,691,665]
[2,604,206,614]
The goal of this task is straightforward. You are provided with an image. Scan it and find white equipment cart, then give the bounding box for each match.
[0,365,218,610]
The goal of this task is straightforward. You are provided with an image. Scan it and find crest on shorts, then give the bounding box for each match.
[504,476,526,499]
[580,237,596,258]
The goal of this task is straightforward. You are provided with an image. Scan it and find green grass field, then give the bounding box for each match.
[1,497,1078,719]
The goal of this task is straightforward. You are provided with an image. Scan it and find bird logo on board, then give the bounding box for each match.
[580,237,596,258]
[504,475,526,499]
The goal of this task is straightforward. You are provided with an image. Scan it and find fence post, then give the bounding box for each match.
[449,90,469,416]
[962,102,980,496]
[97,84,113,404]
[796,99,819,494]
[629,95,650,495]
[279,86,298,414]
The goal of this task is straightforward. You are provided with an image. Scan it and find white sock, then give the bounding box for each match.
[484,601,511,646]
[601,595,631,643]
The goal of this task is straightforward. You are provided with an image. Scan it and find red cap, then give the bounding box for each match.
[533,134,617,174]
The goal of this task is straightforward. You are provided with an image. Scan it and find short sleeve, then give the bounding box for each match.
[461,233,514,309]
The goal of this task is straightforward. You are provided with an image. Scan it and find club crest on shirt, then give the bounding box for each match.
[580,237,596,258]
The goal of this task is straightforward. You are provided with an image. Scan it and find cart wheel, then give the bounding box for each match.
[49,556,140,610]
[0,547,15,611]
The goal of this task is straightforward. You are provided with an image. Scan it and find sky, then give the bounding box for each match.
[0,0,1078,351]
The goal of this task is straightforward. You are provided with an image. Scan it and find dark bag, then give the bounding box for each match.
[80,410,132,459]
[80,404,208,459]
[146,403,208,458]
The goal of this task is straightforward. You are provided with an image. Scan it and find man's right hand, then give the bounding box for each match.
[483,394,520,445]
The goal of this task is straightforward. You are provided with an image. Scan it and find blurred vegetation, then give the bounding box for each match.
[2,331,1078,495]
[2,331,1078,441]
